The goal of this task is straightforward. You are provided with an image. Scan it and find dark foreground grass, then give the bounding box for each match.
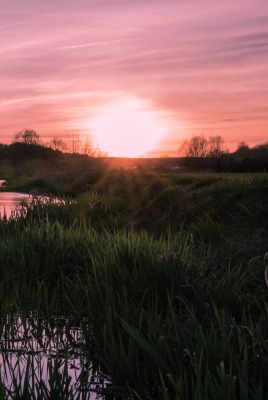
[0,172,268,399]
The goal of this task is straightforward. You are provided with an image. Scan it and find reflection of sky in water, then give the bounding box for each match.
[0,192,31,219]
[0,315,110,398]
[0,191,109,396]
[0,192,64,219]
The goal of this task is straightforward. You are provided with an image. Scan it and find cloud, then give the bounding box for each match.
[1,0,268,151]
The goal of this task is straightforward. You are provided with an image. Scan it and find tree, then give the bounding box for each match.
[252,142,268,159]
[14,129,40,145]
[208,135,224,157]
[189,136,207,157]
[237,141,249,150]
[49,137,67,152]
[178,140,190,157]
[82,136,97,157]
[66,132,107,157]
[235,141,250,156]
[70,133,81,154]
[178,135,226,158]
[178,135,208,157]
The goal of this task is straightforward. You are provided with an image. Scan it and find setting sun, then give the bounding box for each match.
[90,98,167,157]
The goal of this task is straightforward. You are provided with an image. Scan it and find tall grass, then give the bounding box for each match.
[0,171,267,398]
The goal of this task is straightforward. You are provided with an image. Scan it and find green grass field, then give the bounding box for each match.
[0,171,268,399]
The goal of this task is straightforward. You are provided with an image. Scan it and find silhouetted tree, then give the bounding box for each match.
[178,140,190,157]
[66,132,107,157]
[14,129,40,145]
[208,135,225,157]
[179,135,227,158]
[252,142,268,159]
[178,135,208,157]
[66,132,82,153]
[49,137,67,152]
[82,136,97,157]
[235,141,250,156]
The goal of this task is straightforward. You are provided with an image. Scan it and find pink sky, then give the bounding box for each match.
[1,0,268,156]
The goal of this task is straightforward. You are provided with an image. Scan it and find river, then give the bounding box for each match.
[0,191,32,218]
[0,180,31,218]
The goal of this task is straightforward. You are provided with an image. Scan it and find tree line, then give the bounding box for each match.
[1,129,267,176]
[13,128,106,157]
[178,135,226,158]
[178,134,268,160]
[177,135,268,172]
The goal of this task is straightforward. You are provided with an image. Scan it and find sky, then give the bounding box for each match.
[1,0,268,157]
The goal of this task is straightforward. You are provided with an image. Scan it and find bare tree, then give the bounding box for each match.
[82,136,97,157]
[179,135,208,157]
[50,137,67,152]
[95,146,108,157]
[63,132,80,153]
[178,140,190,157]
[14,129,40,145]
[69,132,82,154]
[189,136,207,157]
[179,135,227,158]
[65,131,107,157]
[208,136,224,157]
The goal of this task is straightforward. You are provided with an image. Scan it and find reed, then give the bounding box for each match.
[0,171,267,398]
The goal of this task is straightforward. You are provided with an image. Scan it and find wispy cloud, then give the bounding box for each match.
[1,0,268,152]
[0,20,27,30]
[58,39,126,50]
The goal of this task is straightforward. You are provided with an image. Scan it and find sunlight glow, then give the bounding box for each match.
[90,98,167,157]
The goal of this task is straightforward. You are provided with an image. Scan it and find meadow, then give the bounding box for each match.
[0,170,268,399]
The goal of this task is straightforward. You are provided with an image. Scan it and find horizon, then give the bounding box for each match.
[2,132,268,159]
[1,1,268,157]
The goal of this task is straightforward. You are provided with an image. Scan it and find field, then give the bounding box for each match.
[0,171,268,399]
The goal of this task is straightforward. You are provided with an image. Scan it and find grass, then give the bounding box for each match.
[0,171,267,398]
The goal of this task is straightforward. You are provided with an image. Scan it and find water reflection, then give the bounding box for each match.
[0,314,111,399]
[0,192,31,219]
[0,192,63,219]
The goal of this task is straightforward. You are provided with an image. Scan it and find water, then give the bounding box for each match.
[0,184,111,397]
[0,189,62,219]
[0,180,32,218]
[0,192,32,219]
[0,314,111,398]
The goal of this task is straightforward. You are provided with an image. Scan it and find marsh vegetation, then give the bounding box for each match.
[0,170,268,399]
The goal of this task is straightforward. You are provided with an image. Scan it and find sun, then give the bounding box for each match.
[90,97,167,157]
